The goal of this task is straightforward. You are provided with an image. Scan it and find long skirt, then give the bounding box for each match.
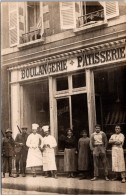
[112,147,125,172]
[64,148,77,172]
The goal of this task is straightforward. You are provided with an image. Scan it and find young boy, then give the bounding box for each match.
[2,128,15,178]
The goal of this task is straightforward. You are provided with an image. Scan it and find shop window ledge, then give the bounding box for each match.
[56,150,126,156]
[74,20,108,34]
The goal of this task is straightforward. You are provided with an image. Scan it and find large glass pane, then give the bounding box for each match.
[72,94,88,139]
[94,67,126,148]
[57,98,70,151]
[22,80,49,135]
[56,76,68,91]
[72,72,86,88]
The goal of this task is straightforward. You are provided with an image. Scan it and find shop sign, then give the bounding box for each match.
[20,47,125,80]
[77,47,125,67]
[21,60,67,79]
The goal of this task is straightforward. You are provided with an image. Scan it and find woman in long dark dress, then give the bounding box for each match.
[64,128,77,178]
[78,130,91,180]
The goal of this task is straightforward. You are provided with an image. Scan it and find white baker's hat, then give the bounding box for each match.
[32,123,39,130]
[42,125,49,132]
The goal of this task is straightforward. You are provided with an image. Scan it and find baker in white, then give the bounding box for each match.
[109,125,125,183]
[26,123,43,177]
[42,125,58,179]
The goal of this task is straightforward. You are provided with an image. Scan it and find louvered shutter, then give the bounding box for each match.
[18,2,25,44]
[8,2,18,46]
[38,2,43,36]
[60,2,76,29]
[104,1,119,19]
[75,2,81,28]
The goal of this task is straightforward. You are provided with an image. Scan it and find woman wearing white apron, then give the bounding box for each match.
[42,125,58,179]
[109,125,125,183]
[26,124,43,177]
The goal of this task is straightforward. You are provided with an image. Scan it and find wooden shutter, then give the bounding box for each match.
[38,2,43,36]
[43,2,50,32]
[104,1,119,19]
[8,2,18,46]
[75,2,81,28]
[18,2,25,44]
[60,2,76,29]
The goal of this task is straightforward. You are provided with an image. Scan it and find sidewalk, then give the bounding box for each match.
[2,174,126,194]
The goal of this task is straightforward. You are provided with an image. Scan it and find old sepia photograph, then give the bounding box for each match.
[1,1,126,194]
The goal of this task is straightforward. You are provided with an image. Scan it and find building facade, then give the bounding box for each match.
[1,1,126,172]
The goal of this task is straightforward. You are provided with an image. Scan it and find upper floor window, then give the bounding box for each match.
[27,2,40,32]
[60,1,119,30]
[8,2,43,46]
[79,1,104,27]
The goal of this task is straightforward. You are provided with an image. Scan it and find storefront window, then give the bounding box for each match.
[56,76,68,91]
[72,94,88,139]
[22,80,49,134]
[72,72,86,88]
[57,98,70,151]
[94,67,126,148]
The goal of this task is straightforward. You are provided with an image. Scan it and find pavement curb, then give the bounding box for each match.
[2,182,125,194]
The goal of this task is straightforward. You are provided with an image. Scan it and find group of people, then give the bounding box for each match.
[2,123,126,183]
[64,124,125,183]
[2,124,57,178]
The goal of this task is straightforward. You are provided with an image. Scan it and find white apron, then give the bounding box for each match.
[26,148,43,167]
[26,133,43,168]
[110,133,125,172]
[43,135,57,171]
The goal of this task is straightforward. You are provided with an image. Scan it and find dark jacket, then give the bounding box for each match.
[90,131,108,151]
[15,133,29,153]
[2,136,15,157]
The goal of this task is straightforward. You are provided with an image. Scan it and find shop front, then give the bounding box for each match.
[9,39,126,172]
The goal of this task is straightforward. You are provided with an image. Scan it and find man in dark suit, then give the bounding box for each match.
[2,128,15,178]
[90,124,109,181]
[15,127,29,177]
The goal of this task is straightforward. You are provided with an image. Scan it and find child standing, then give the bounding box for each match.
[78,130,91,179]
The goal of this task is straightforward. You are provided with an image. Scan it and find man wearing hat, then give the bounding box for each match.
[42,125,58,179]
[2,128,15,178]
[26,123,43,177]
[15,126,29,177]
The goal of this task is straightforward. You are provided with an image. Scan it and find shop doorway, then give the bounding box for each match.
[21,80,49,134]
[94,66,126,148]
[57,94,88,151]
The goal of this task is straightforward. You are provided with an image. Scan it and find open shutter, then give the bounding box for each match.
[75,2,81,28]
[8,2,18,46]
[60,2,76,29]
[104,1,119,20]
[18,2,25,44]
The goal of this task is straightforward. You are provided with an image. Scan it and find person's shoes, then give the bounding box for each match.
[79,176,86,180]
[53,174,58,179]
[112,177,118,181]
[2,173,5,178]
[105,176,109,181]
[67,174,71,178]
[45,174,50,178]
[91,177,97,181]
[71,173,75,178]
[33,173,36,177]
[15,173,19,177]
[22,173,26,177]
[121,178,126,183]
[9,173,14,177]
